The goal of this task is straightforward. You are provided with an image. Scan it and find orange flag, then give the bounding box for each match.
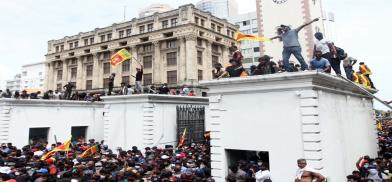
[235,32,271,42]
[79,145,99,158]
[177,128,187,148]
[41,136,72,160]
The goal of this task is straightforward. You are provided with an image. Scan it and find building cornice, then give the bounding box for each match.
[102,94,209,105]
[0,99,104,107]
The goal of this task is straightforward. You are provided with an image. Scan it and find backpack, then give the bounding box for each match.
[335,46,345,60]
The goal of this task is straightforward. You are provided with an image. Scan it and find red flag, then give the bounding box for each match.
[177,128,187,148]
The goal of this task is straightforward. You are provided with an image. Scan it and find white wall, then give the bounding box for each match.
[201,72,377,182]
[102,94,209,150]
[0,99,104,148]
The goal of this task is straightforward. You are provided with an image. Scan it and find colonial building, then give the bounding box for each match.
[45,4,238,92]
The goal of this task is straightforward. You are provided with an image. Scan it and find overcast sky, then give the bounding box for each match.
[0,0,390,109]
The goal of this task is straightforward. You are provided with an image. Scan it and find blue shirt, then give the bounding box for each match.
[310,58,330,71]
[282,29,301,47]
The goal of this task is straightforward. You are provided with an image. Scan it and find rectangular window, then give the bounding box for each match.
[171,18,178,26]
[74,41,78,48]
[103,62,110,74]
[212,55,219,65]
[86,80,92,90]
[86,55,93,62]
[122,60,130,72]
[167,71,177,84]
[143,44,152,52]
[252,28,258,33]
[166,40,176,48]
[195,17,199,24]
[86,65,93,77]
[122,76,130,85]
[162,20,168,29]
[100,35,105,42]
[57,70,63,80]
[119,30,124,38]
[103,52,111,59]
[211,23,216,31]
[71,59,76,65]
[147,24,153,32]
[201,19,205,26]
[71,67,77,79]
[212,44,219,52]
[69,42,73,49]
[60,45,64,51]
[198,70,203,81]
[126,29,132,36]
[217,26,221,33]
[143,56,153,68]
[197,51,203,65]
[84,39,89,46]
[143,73,152,85]
[227,30,230,36]
[29,128,49,143]
[197,39,202,46]
[107,33,112,41]
[90,37,94,44]
[103,78,109,89]
[243,20,250,26]
[140,25,145,33]
[167,52,177,66]
[254,47,260,52]
[56,46,59,52]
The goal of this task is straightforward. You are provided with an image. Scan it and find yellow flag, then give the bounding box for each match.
[235,32,271,42]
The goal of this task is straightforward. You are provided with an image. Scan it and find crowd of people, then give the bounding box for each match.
[0,138,214,181]
[345,113,392,182]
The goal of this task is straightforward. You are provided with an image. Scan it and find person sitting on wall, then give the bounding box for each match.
[119,82,128,95]
[220,59,247,78]
[253,55,277,75]
[309,50,331,73]
[212,63,226,79]
[359,62,376,89]
[230,45,244,65]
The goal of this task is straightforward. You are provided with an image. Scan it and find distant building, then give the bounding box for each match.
[322,11,336,41]
[139,4,173,18]
[6,74,21,93]
[229,12,260,68]
[196,0,238,19]
[45,4,238,92]
[20,62,46,93]
[255,0,327,61]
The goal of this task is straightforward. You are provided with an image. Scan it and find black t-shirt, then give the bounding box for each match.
[226,65,244,77]
[159,86,170,94]
[136,69,143,81]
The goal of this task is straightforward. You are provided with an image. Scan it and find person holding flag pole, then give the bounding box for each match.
[177,128,187,148]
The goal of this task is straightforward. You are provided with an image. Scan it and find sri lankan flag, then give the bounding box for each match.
[79,145,99,158]
[235,32,270,42]
[177,128,187,148]
[111,48,132,67]
[41,136,72,160]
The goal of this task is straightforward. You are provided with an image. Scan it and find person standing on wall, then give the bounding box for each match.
[313,32,336,73]
[107,73,115,96]
[342,53,357,80]
[135,65,144,94]
[270,18,320,72]
[63,82,74,100]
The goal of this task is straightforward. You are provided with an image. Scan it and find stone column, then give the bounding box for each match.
[76,57,84,90]
[221,45,230,65]
[185,34,197,84]
[92,53,101,89]
[130,46,138,85]
[153,41,161,84]
[178,36,186,84]
[62,60,69,86]
[44,62,52,91]
[204,40,213,80]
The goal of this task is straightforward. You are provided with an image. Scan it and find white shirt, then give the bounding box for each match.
[255,170,271,182]
[127,88,134,95]
[314,39,332,54]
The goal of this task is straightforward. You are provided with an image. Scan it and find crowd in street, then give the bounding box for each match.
[345,113,392,182]
[0,138,214,181]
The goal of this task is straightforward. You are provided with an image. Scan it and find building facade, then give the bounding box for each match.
[196,0,238,19]
[21,62,46,93]
[5,74,21,93]
[45,4,238,92]
[256,0,327,62]
[229,12,260,68]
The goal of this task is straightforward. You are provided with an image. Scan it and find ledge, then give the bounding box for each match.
[0,99,104,107]
[200,71,372,98]
[101,94,209,105]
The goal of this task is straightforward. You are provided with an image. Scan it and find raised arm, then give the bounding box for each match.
[270,35,281,40]
[296,18,320,32]
[311,171,326,182]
